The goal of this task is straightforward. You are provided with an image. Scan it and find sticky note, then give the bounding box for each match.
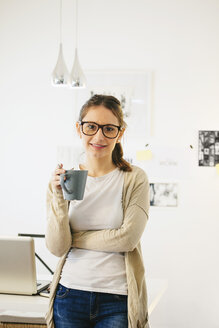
[216,163,219,175]
[136,150,153,161]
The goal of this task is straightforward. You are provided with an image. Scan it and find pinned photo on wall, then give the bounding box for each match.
[198,131,219,167]
[56,144,83,169]
[124,141,193,180]
[149,183,178,207]
[73,70,153,140]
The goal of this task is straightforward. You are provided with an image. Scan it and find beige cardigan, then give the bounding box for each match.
[45,165,150,328]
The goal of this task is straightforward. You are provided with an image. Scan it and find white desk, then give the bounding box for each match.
[0,294,48,325]
[0,279,167,326]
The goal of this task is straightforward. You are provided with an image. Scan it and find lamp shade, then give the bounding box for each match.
[69,48,86,88]
[51,43,69,86]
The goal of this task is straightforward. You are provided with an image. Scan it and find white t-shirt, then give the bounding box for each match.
[59,167,128,295]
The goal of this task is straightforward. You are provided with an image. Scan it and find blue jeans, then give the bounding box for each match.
[53,284,128,328]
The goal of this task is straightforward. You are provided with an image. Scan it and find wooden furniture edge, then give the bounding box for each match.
[0,324,46,328]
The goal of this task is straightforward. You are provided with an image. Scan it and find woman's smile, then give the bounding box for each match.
[90,143,107,149]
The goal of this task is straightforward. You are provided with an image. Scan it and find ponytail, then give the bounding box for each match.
[112,143,132,172]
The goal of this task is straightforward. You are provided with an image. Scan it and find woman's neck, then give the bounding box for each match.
[80,157,117,177]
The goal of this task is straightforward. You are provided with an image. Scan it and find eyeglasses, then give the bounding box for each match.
[79,121,121,139]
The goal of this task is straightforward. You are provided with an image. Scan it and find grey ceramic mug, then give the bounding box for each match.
[60,169,88,201]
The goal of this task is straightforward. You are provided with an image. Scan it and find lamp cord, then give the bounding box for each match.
[75,0,78,49]
[60,0,62,44]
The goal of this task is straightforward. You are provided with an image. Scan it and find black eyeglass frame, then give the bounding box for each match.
[79,121,121,139]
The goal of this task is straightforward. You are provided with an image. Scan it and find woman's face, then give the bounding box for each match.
[76,105,124,160]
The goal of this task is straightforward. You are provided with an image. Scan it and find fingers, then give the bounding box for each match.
[52,163,66,189]
[55,163,66,175]
[55,168,66,175]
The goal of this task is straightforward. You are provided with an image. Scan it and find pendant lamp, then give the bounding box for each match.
[51,0,69,86]
[69,0,86,88]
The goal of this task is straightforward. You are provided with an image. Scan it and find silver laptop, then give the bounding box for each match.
[0,236,50,295]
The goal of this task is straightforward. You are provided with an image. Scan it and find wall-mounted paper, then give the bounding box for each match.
[150,183,178,207]
[199,130,219,166]
[56,144,83,169]
[136,150,153,161]
[124,140,193,180]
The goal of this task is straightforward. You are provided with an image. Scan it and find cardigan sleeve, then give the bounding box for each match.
[72,170,150,253]
[45,181,72,257]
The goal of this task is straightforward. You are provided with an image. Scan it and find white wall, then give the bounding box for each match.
[0,1,219,327]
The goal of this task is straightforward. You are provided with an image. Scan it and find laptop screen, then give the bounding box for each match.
[0,236,38,295]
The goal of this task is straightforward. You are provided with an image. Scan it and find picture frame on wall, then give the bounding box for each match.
[198,130,219,167]
[73,70,153,140]
[149,183,178,207]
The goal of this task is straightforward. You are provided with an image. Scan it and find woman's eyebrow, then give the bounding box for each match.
[84,121,119,126]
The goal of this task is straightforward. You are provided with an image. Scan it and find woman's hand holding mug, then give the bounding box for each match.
[52,163,66,190]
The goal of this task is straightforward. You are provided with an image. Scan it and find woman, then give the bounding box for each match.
[45,94,150,328]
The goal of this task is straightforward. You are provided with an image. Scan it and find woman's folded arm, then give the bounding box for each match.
[72,173,150,253]
[72,204,148,252]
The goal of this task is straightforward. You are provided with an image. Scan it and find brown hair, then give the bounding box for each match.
[78,94,132,172]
